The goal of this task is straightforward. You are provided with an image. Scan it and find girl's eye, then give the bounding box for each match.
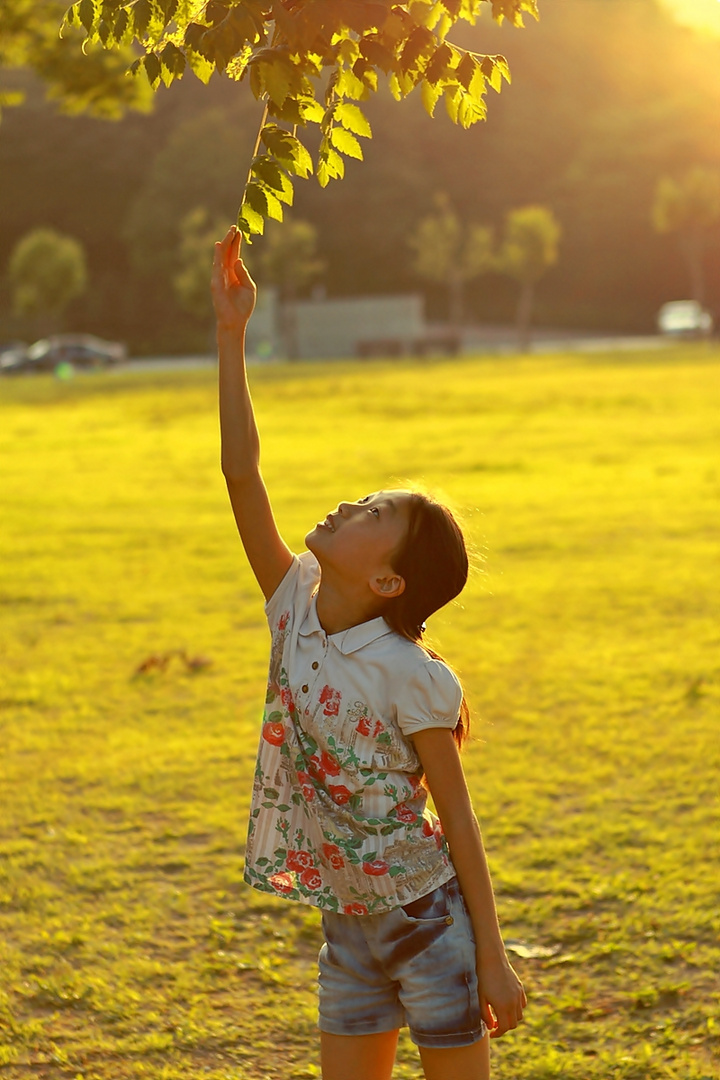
[358,495,371,504]
[370,507,380,518]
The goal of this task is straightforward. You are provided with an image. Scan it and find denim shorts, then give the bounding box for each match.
[317,876,486,1049]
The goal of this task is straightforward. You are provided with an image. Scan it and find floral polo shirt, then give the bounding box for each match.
[244,551,463,915]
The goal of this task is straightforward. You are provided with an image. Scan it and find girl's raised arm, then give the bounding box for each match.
[212,227,293,600]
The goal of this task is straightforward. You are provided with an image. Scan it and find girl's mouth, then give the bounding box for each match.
[321,515,336,532]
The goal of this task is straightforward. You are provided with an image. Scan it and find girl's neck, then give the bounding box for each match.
[315,577,383,636]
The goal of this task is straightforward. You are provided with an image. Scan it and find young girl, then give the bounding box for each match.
[212,227,526,1080]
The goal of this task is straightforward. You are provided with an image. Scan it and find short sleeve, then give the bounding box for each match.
[395,656,463,737]
[264,549,320,629]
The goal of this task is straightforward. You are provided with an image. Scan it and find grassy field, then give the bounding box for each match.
[1,346,719,1080]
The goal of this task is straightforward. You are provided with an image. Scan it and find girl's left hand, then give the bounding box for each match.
[477,951,527,1038]
[211,226,257,331]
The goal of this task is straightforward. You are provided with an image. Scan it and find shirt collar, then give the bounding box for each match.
[299,594,393,655]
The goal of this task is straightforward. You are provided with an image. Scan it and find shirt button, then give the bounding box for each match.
[312,661,319,670]
[445,915,454,925]
[302,684,309,693]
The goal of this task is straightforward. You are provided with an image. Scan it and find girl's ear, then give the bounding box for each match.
[369,573,406,599]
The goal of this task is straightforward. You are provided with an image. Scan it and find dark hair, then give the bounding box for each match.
[384,492,471,751]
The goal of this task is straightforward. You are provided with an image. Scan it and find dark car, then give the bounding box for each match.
[0,341,29,375]
[0,334,127,375]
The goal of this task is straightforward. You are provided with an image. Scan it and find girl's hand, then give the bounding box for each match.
[212,226,257,331]
[477,951,527,1038]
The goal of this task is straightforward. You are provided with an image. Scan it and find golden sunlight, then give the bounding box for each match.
[659,0,720,36]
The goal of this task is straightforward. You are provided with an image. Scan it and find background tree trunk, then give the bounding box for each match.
[448,273,464,328]
[516,280,535,351]
[680,229,706,305]
[280,282,300,361]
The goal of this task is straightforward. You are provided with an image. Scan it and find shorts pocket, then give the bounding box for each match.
[400,882,452,924]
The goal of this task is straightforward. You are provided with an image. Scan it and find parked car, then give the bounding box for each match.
[0,341,29,374]
[657,300,713,337]
[0,334,127,375]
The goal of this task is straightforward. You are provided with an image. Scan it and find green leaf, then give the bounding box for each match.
[338,37,360,66]
[263,187,284,222]
[481,55,503,93]
[494,54,511,84]
[183,22,207,53]
[78,0,97,34]
[319,142,345,180]
[444,84,461,123]
[457,90,486,127]
[334,102,372,138]
[143,52,162,89]
[186,49,214,84]
[261,125,313,178]
[337,66,371,101]
[159,42,186,84]
[399,25,435,75]
[409,0,439,30]
[159,0,179,24]
[336,0,389,35]
[297,97,325,123]
[133,0,154,39]
[330,127,363,160]
[251,156,294,203]
[420,78,442,117]
[359,38,396,74]
[113,8,131,43]
[456,52,477,91]
[425,42,453,84]
[255,57,294,107]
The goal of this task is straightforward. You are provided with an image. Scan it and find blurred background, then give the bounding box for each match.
[0,0,719,357]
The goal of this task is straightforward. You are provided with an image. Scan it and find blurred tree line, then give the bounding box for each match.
[0,0,718,353]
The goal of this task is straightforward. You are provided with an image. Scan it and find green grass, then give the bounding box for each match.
[1,346,719,1080]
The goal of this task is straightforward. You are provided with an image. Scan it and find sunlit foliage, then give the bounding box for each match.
[9,227,87,324]
[0,0,153,118]
[408,191,494,324]
[653,167,720,304]
[59,0,538,237]
[496,204,561,348]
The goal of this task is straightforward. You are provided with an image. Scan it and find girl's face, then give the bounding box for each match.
[306,490,413,594]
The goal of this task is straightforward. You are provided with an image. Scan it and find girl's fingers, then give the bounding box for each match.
[479,997,495,1032]
[231,227,242,261]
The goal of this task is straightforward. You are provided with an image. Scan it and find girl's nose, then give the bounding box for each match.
[338,502,352,515]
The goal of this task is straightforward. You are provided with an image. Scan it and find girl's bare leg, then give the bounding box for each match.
[321,1029,399,1080]
[419,1032,490,1080]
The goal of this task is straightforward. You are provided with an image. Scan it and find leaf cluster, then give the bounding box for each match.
[59,0,539,238]
[496,203,561,285]
[410,195,560,291]
[409,192,494,286]
[8,227,88,316]
[0,0,153,120]
[653,167,720,236]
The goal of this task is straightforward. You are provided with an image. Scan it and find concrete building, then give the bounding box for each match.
[245,291,458,361]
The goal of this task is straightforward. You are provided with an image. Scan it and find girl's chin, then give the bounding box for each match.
[305,528,322,552]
